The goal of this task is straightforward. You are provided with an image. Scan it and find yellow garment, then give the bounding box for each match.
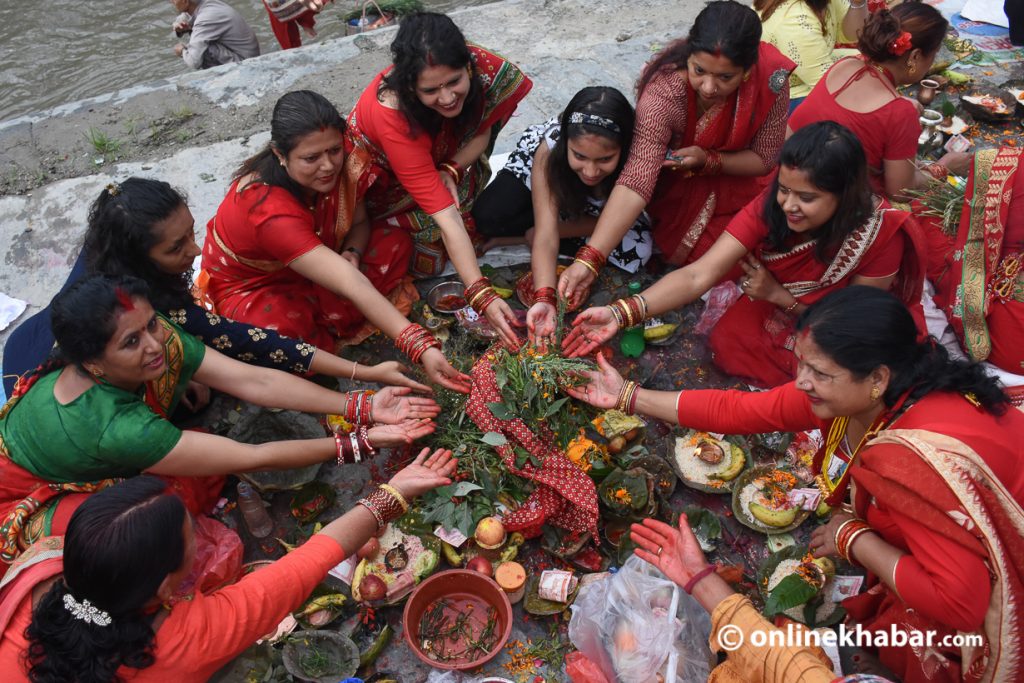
[758,0,857,98]
[708,594,836,683]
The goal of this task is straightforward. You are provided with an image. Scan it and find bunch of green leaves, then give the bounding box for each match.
[906,176,965,236]
[342,0,424,20]
[487,345,595,450]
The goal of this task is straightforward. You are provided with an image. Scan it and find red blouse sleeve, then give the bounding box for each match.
[748,78,789,169]
[677,382,821,434]
[861,461,990,632]
[155,535,345,677]
[881,99,921,161]
[616,71,687,202]
[244,186,324,264]
[724,189,772,251]
[374,107,454,215]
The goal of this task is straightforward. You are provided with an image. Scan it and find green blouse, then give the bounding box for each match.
[0,318,206,483]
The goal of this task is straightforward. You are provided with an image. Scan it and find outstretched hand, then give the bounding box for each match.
[561,306,618,358]
[370,386,441,424]
[387,447,458,500]
[557,261,595,311]
[367,419,436,447]
[564,351,625,409]
[527,302,557,352]
[364,360,432,394]
[484,298,523,350]
[421,348,472,394]
[630,515,710,589]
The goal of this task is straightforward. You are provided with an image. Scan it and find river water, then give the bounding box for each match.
[0,0,483,121]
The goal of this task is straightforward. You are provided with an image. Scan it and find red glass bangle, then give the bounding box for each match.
[684,565,716,594]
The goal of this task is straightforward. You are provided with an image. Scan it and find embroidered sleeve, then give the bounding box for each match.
[176,302,315,373]
[749,79,790,170]
[616,72,686,202]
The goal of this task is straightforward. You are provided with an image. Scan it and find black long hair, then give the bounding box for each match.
[763,121,873,262]
[859,3,947,63]
[797,287,1009,413]
[26,477,188,683]
[637,0,762,98]
[234,90,346,205]
[381,12,483,137]
[50,275,152,370]
[546,86,635,217]
[83,178,191,310]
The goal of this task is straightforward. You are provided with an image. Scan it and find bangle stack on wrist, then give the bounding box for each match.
[834,518,872,564]
[357,483,410,531]
[699,149,723,176]
[573,244,606,277]
[439,160,463,185]
[343,390,375,427]
[334,427,377,465]
[466,277,500,315]
[533,286,557,306]
[607,294,648,328]
[617,380,640,415]
[396,324,442,365]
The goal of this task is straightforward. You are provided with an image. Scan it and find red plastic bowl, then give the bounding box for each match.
[403,569,513,671]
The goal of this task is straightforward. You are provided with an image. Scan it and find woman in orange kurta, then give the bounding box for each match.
[0,451,455,682]
[570,287,1024,683]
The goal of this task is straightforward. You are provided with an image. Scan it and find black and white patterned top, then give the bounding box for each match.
[501,117,654,273]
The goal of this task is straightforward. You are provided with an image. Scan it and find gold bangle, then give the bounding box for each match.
[574,258,598,276]
[379,483,409,513]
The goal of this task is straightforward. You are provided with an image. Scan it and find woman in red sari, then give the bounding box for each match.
[571,287,1024,683]
[558,0,794,306]
[788,4,969,201]
[346,12,532,347]
[202,90,470,392]
[564,122,924,388]
[921,147,1024,389]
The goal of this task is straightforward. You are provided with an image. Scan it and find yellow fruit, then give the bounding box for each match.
[709,444,745,482]
[812,556,836,578]
[643,323,678,342]
[749,501,798,527]
[493,286,514,299]
[815,500,832,518]
[474,516,507,549]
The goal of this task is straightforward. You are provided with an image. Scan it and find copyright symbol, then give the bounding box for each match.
[717,624,743,652]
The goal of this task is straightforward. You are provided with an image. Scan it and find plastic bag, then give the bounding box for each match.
[566,651,612,683]
[177,514,244,596]
[568,555,713,683]
[694,282,742,336]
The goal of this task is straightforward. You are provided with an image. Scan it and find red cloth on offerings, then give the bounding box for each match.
[201,174,412,352]
[708,194,925,387]
[617,43,794,266]
[463,353,598,538]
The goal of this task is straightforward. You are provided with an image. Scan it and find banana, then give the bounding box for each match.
[643,323,678,342]
[749,501,798,527]
[440,541,463,567]
[493,286,514,299]
[709,444,745,482]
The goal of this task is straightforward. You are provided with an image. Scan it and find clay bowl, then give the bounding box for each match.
[403,569,513,671]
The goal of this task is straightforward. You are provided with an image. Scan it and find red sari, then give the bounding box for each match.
[676,384,1024,683]
[709,196,926,387]
[923,147,1024,379]
[616,43,794,266]
[346,44,532,276]
[201,155,412,352]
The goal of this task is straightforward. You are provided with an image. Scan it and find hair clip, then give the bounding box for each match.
[568,111,621,135]
[106,182,121,197]
[63,592,112,627]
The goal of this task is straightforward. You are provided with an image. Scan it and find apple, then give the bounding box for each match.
[358,574,387,602]
[466,556,493,577]
[474,516,506,549]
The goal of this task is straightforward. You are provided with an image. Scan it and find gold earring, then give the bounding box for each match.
[907,63,916,75]
[91,368,103,378]
[742,71,750,82]
[870,386,881,401]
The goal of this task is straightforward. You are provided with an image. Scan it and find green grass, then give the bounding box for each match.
[84,128,121,156]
